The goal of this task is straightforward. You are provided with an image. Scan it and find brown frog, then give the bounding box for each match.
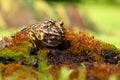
[19,20,65,47]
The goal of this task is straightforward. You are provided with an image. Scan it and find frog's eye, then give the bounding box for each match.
[49,20,55,23]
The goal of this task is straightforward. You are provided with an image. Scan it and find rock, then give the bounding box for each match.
[0,38,5,50]
[0,37,12,50]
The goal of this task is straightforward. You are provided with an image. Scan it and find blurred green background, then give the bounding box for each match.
[0,0,120,48]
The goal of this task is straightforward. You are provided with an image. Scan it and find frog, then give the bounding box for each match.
[19,20,65,47]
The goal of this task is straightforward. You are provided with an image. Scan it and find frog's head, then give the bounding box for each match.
[40,20,65,47]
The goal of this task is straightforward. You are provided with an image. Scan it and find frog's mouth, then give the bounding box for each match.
[43,41,61,47]
[43,34,65,47]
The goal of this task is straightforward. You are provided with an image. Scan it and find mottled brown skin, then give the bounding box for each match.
[20,20,65,47]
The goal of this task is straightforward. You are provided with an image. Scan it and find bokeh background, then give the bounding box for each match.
[0,0,120,48]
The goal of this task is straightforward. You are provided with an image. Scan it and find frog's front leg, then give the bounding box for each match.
[27,31,37,48]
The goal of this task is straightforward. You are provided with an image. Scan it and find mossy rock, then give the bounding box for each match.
[0,41,34,64]
[100,42,117,50]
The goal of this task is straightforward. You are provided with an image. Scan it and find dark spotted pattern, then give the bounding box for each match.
[20,20,65,47]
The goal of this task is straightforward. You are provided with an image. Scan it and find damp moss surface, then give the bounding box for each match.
[0,41,33,60]
[0,28,120,80]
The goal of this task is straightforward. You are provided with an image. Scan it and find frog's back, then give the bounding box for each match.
[20,22,42,34]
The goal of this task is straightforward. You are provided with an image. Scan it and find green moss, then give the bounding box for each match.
[0,41,34,61]
[37,49,50,72]
[100,42,117,50]
[37,49,50,59]
[58,67,73,80]
[37,49,52,80]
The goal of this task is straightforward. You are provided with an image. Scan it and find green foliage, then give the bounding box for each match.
[46,0,120,5]
[81,4,120,48]
[78,64,86,80]
[79,0,120,4]
[0,64,2,80]
[109,75,118,80]
[58,67,73,80]
[37,49,52,80]
[0,29,17,37]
